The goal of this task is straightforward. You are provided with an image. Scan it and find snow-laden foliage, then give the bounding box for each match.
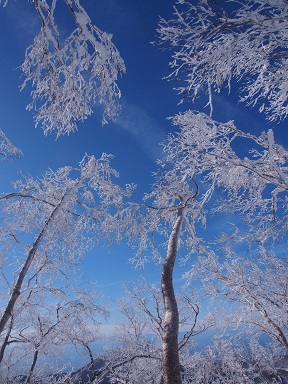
[17,0,125,136]
[163,110,288,245]
[158,0,288,121]
[0,129,22,160]
[0,153,132,267]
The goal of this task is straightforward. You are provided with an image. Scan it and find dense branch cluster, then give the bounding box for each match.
[158,0,288,121]
[97,277,213,384]
[20,0,125,136]
[196,249,288,350]
[164,110,288,244]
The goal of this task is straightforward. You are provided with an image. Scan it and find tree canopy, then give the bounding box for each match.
[0,0,287,383]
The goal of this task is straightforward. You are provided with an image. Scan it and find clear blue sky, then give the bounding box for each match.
[0,0,287,340]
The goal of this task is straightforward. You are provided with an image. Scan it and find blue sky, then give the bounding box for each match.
[0,0,184,331]
[0,0,287,350]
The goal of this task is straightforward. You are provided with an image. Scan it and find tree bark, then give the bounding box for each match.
[161,209,182,384]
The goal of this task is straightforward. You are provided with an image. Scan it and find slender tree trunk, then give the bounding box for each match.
[0,316,14,364]
[161,209,183,384]
[0,190,71,337]
[25,349,39,384]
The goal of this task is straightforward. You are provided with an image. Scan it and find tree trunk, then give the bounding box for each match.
[25,349,39,384]
[0,316,14,364]
[161,209,182,384]
[0,190,72,337]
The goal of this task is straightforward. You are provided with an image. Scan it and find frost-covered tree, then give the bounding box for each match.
[153,1,288,381]
[158,0,288,121]
[0,285,106,384]
[151,1,288,381]
[148,114,287,368]
[182,336,285,384]
[138,178,200,384]
[195,247,288,352]
[152,111,288,381]
[1,0,125,136]
[0,153,133,364]
[157,0,288,246]
[99,277,213,384]
[115,161,219,384]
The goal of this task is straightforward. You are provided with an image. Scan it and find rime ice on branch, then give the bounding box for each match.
[158,0,288,121]
[164,110,288,244]
[0,129,22,161]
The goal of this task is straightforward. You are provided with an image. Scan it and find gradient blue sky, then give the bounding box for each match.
[0,0,184,332]
[0,0,287,345]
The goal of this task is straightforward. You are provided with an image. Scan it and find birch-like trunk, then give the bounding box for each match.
[161,209,183,384]
[0,316,13,364]
[0,190,72,338]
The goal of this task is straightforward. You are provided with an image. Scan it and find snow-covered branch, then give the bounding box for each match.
[0,129,22,161]
[19,0,125,136]
[164,110,288,244]
[196,249,288,351]
[157,0,288,121]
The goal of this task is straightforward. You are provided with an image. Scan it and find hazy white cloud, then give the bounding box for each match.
[116,101,165,160]
[214,93,263,134]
